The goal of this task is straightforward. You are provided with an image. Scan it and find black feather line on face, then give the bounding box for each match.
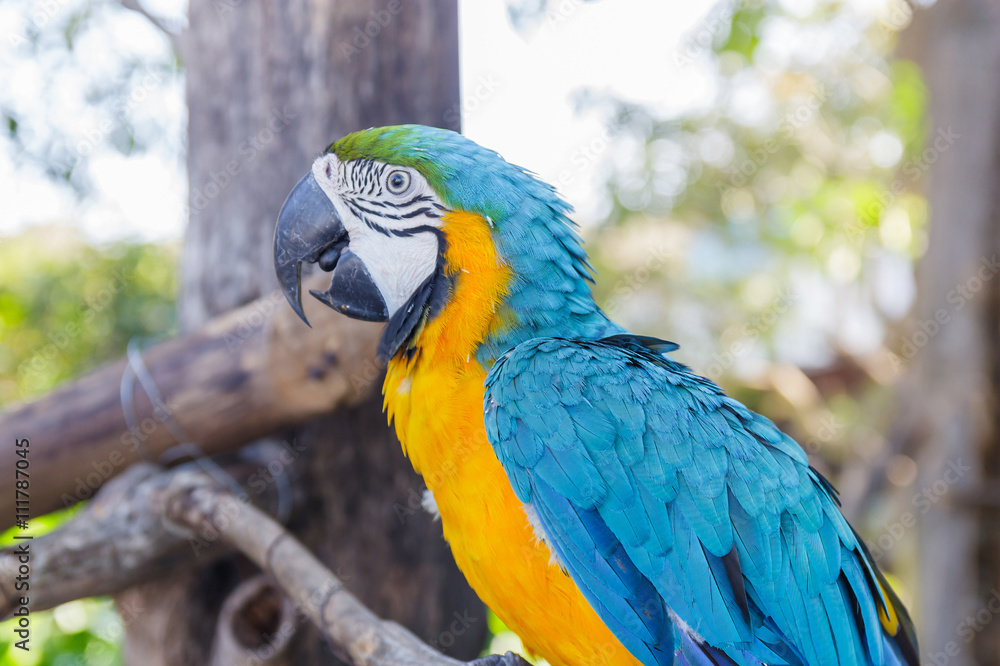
[346,197,446,238]
[346,199,441,223]
[337,159,454,361]
[356,194,434,210]
[367,163,385,196]
[377,228,454,363]
[400,207,436,219]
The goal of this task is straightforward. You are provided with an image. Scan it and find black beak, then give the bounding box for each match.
[274,172,389,326]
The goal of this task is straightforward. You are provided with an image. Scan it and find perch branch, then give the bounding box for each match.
[162,470,466,666]
[0,274,383,527]
[120,0,181,50]
[209,574,300,666]
[0,441,294,617]
[0,449,529,666]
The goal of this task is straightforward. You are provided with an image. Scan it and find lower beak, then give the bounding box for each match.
[273,172,389,325]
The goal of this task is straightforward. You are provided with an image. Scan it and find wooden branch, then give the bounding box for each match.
[0,442,294,617]
[209,575,299,666]
[163,470,467,666]
[120,0,181,51]
[0,274,384,526]
[0,454,529,666]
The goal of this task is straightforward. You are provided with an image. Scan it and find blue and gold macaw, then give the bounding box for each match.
[272,125,919,666]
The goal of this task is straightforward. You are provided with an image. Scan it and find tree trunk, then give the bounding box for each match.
[896,2,1000,664]
[117,2,486,664]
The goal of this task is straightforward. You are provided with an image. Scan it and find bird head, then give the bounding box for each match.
[274,124,600,363]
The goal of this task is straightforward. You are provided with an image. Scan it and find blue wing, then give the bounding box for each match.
[484,336,918,666]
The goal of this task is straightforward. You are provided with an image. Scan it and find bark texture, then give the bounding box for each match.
[0,274,381,522]
[895,2,1000,663]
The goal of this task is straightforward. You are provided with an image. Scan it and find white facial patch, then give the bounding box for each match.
[311,154,448,316]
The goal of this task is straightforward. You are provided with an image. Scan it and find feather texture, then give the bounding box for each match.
[318,124,920,666]
[485,336,918,666]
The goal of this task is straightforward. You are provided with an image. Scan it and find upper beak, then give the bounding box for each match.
[273,171,389,326]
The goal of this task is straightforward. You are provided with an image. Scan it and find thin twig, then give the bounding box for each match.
[120,0,180,52]
[0,445,288,617]
[162,471,466,666]
[0,453,529,665]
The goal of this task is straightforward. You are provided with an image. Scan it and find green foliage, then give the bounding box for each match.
[586,0,929,383]
[0,227,177,664]
[0,226,178,405]
[1,598,123,666]
[483,611,548,665]
[1,0,182,195]
[718,5,764,58]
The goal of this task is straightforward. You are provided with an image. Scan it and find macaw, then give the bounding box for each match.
[272,124,919,666]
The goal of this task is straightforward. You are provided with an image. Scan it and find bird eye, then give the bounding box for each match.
[386,170,411,195]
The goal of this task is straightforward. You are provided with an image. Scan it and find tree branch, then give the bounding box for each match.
[120,0,181,52]
[0,274,384,527]
[0,441,294,616]
[0,445,529,666]
[162,470,468,666]
[209,574,300,665]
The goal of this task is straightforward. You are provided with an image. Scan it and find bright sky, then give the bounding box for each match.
[460,0,715,221]
[0,0,717,243]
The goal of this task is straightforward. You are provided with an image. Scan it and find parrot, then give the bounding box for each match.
[272,124,919,666]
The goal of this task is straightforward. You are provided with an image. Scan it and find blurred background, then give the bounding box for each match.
[1,0,997,664]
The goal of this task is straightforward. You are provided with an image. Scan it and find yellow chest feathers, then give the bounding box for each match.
[382,212,638,666]
[384,210,511,475]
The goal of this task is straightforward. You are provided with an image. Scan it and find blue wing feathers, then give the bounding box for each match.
[484,336,917,666]
[532,479,676,666]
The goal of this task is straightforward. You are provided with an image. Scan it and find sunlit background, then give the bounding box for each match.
[0,0,938,663]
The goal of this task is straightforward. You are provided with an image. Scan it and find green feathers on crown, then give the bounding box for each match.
[328,124,607,363]
[328,125,450,197]
[327,124,565,224]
